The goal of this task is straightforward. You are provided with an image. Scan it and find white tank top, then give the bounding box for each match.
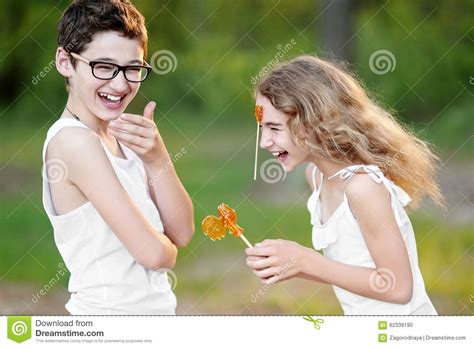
[42,118,176,315]
[307,164,437,315]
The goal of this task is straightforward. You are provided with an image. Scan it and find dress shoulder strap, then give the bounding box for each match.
[311,165,318,190]
[328,164,384,182]
[311,165,324,195]
[328,164,412,226]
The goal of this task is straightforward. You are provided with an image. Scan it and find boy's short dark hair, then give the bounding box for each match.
[57,0,148,62]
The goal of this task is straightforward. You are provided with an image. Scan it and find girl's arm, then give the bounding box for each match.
[246,174,414,304]
[47,127,177,270]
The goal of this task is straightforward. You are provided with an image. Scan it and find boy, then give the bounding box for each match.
[42,0,194,314]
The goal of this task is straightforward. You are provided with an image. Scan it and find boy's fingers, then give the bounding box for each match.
[143,101,156,120]
[120,113,154,128]
[109,128,146,147]
[109,121,151,137]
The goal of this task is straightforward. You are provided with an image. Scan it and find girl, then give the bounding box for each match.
[42,0,194,314]
[246,55,444,315]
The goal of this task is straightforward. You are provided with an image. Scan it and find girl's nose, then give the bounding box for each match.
[259,129,273,149]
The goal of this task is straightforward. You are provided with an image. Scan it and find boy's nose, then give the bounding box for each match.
[108,71,129,92]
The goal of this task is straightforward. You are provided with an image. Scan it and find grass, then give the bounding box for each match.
[0,114,472,314]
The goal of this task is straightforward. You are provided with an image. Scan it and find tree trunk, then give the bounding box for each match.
[319,0,358,62]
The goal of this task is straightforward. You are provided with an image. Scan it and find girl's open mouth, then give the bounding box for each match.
[272,151,289,163]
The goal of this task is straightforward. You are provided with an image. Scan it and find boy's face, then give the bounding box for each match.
[68,31,145,121]
[256,93,310,172]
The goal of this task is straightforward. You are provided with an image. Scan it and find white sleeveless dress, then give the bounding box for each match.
[307,164,437,315]
[42,118,176,315]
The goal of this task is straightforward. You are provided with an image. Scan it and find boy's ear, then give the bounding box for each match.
[55,47,74,79]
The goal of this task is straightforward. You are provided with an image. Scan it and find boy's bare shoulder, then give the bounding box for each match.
[46,124,114,185]
[47,124,103,160]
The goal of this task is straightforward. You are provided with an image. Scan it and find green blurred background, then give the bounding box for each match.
[0,0,473,315]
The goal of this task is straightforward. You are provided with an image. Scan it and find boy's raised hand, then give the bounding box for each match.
[108,101,169,165]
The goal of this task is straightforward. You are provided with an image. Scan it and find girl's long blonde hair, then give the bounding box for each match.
[256,55,444,208]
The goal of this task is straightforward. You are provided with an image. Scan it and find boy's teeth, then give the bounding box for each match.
[99,93,122,101]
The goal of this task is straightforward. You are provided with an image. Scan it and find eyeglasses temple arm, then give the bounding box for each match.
[69,52,90,64]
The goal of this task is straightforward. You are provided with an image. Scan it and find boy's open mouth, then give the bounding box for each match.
[97,92,126,106]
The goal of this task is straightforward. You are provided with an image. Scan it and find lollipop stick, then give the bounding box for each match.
[253,125,260,180]
[240,234,253,248]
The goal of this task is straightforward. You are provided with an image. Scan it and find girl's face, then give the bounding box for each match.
[68,31,144,121]
[256,93,310,171]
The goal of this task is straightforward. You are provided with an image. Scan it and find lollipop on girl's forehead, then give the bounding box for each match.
[201,203,253,248]
[253,105,263,180]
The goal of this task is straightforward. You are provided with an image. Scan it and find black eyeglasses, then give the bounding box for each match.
[70,52,152,82]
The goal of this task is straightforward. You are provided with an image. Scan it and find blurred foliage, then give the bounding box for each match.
[0,0,472,155]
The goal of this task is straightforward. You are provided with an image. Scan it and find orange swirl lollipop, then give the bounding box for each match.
[202,203,252,248]
[201,215,226,241]
[217,203,244,237]
[253,104,264,180]
[255,105,263,124]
